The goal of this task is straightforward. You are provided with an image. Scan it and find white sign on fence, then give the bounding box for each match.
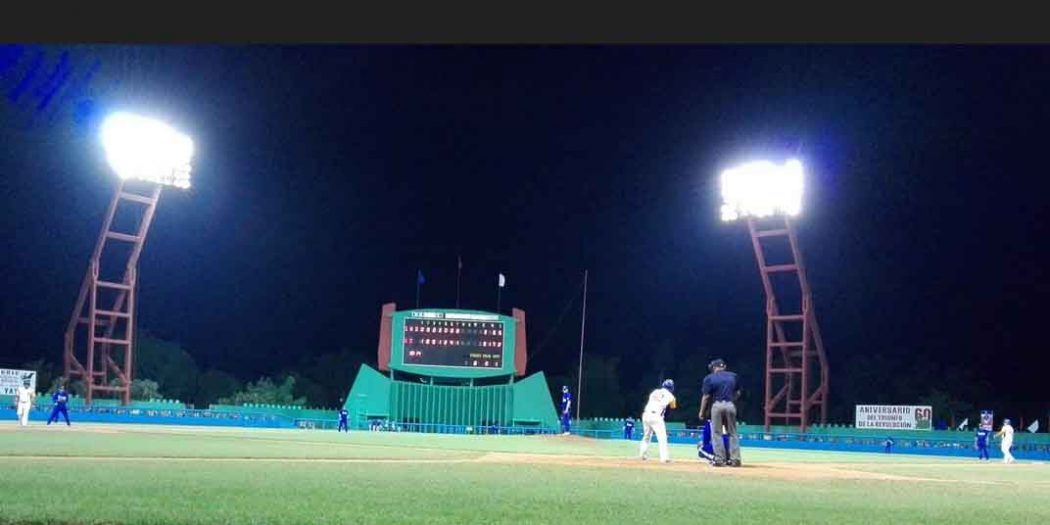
[855,405,933,431]
[0,368,37,396]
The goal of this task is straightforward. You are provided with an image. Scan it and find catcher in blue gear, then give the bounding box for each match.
[697,420,730,464]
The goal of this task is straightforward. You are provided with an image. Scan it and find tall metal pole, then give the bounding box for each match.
[456,255,462,308]
[415,272,421,309]
[575,269,588,421]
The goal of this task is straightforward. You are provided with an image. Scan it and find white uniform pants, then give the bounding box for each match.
[16,402,30,426]
[1001,441,1014,463]
[639,411,669,462]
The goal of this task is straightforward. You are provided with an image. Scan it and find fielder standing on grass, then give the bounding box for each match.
[337,407,349,433]
[47,386,71,426]
[623,416,634,440]
[974,426,991,461]
[698,358,741,467]
[14,380,35,427]
[997,418,1015,464]
[559,386,572,435]
[639,379,677,463]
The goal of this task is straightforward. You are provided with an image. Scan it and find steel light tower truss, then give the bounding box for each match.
[64,180,162,405]
[746,216,828,431]
[63,111,193,406]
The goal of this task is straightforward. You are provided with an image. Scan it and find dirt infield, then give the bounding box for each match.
[475,452,1011,483]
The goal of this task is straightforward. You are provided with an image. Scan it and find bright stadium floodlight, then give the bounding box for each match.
[100,112,194,189]
[719,158,803,222]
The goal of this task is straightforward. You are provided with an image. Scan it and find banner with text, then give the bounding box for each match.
[0,368,37,396]
[855,405,933,431]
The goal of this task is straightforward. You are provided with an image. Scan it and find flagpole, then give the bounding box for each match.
[456,255,462,309]
[496,284,502,314]
[575,269,588,421]
[415,270,421,309]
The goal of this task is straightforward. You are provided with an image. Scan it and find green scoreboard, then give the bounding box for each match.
[377,304,528,379]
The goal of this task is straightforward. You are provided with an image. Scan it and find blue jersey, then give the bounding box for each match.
[52,391,69,406]
[701,421,713,453]
[338,409,348,422]
[624,419,634,431]
[560,392,572,415]
[975,428,989,446]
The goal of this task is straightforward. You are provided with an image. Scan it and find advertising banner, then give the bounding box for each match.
[855,405,933,430]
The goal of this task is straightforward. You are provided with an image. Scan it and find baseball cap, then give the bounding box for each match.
[708,358,726,371]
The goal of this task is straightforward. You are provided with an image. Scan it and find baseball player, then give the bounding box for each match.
[697,420,731,464]
[883,436,895,453]
[639,379,677,463]
[559,386,572,435]
[14,380,35,427]
[337,408,349,432]
[623,416,635,440]
[996,418,1015,464]
[974,426,990,461]
[47,386,71,426]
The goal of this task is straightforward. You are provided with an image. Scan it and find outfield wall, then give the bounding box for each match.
[0,406,293,428]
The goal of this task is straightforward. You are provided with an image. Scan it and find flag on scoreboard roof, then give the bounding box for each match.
[957,418,969,431]
[417,269,425,285]
[498,273,506,288]
[1028,420,1040,433]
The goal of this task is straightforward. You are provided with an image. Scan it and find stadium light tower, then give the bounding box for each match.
[64,112,194,405]
[720,158,829,432]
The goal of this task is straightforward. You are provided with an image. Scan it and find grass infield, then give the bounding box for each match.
[1,423,1047,524]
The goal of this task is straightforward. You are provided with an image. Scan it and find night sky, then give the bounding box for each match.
[1,45,1048,421]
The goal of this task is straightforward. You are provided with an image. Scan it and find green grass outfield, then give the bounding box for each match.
[1,423,1047,524]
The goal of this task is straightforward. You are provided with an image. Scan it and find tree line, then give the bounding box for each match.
[20,332,1021,427]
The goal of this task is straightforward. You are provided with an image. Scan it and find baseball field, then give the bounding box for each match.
[1,423,1047,524]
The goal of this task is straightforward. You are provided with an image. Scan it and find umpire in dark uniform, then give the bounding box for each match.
[698,358,741,467]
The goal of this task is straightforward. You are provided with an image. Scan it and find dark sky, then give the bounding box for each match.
[2,45,1048,418]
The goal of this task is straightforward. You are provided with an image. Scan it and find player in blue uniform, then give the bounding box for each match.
[623,416,635,440]
[47,386,71,426]
[883,436,894,453]
[560,386,572,435]
[697,420,730,464]
[974,427,990,461]
[337,407,349,432]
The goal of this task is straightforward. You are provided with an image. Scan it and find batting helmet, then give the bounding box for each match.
[661,379,675,392]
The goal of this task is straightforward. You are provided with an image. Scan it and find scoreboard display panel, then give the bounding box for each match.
[385,309,520,378]
[403,317,505,368]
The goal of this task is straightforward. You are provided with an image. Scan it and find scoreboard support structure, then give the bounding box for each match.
[747,216,829,432]
[345,304,560,431]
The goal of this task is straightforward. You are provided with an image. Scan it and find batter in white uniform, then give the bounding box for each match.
[639,379,677,463]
